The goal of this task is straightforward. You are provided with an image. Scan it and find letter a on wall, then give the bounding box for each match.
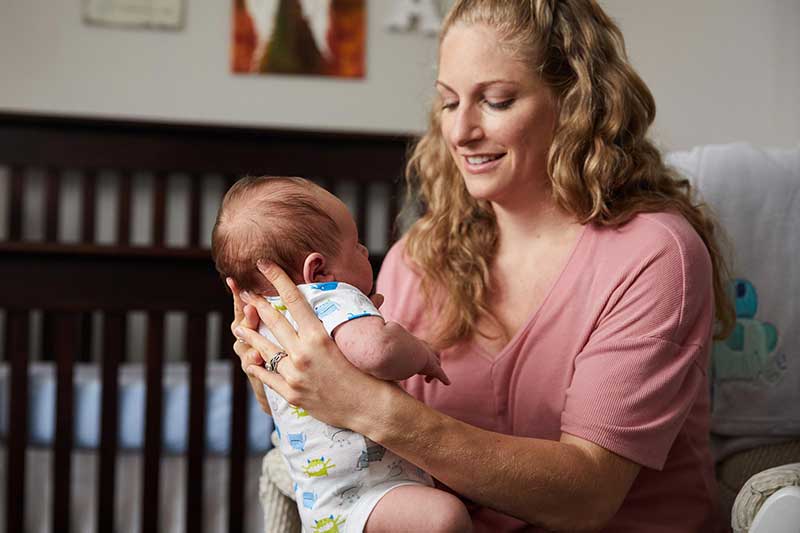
[384,0,442,35]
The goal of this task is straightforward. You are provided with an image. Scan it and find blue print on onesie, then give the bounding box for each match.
[260,282,433,533]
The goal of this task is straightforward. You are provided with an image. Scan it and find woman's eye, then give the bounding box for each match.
[441,101,458,111]
[486,99,515,110]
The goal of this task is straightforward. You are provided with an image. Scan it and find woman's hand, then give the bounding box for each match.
[227,277,270,413]
[234,260,391,430]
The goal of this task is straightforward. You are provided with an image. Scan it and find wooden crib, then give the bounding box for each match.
[0,112,411,533]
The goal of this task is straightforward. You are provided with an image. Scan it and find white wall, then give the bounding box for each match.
[0,1,440,134]
[0,0,798,150]
[603,0,800,150]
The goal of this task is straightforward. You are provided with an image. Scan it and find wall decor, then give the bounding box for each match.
[232,0,365,78]
[83,0,184,30]
[384,0,442,36]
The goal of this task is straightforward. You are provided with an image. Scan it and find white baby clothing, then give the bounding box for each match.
[258,282,433,533]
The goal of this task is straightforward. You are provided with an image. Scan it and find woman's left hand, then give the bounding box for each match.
[235,260,391,430]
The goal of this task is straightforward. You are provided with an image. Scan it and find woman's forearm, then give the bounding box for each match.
[359,384,629,531]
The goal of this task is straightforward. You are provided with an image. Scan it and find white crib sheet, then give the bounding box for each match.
[0,361,273,454]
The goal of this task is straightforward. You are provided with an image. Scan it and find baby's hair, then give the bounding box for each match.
[211,175,340,294]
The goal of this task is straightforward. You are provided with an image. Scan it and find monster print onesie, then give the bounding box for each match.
[259,282,433,533]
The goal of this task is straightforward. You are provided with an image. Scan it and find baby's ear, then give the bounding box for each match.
[302,253,334,284]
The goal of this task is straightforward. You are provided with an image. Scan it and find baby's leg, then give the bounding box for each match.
[365,485,472,533]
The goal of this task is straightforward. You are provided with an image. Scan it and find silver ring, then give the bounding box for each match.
[236,337,245,343]
[266,351,289,374]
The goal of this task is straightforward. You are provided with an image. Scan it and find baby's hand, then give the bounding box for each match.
[421,348,451,385]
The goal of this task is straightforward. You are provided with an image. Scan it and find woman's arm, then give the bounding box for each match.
[367,382,641,531]
[235,261,640,531]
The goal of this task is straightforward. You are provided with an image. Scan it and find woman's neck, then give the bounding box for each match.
[491,189,580,258]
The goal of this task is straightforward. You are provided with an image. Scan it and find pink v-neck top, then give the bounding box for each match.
[376,212,720,532]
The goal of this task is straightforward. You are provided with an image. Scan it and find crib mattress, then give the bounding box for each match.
[0,361,273,454]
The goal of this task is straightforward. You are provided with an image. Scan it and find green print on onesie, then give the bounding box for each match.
[290,405,310,418]
[312,514,346,533]
[303,457,336,477]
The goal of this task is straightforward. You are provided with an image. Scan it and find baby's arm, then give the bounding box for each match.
[332,317,450,384]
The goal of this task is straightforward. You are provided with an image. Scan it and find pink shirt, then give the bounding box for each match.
[376,212,722,532]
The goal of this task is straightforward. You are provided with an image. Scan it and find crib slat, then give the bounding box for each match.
[316,177,332,192]
[5,311,28,533]
[117,171,132,245]
[152,173,167,246]
[78,313,93,362]
[189,175,202,248]
[186,312,208,533]
[220,302,247,533]
[8,166,23,241]
[97,312,124,533]
[41,312,55,362]
[388,180,401,248]
[52,312,78,533]
[356,182,368,244]
[82,170,97,244]
[229,361,248,533]
[44,168,61,242]
[142,311,165,533]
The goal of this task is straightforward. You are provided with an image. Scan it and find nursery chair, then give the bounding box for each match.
[257,143,800,533]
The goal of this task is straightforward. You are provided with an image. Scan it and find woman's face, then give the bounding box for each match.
[437,23,558,206]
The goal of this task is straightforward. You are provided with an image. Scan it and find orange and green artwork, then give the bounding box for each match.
[232,0,365,78]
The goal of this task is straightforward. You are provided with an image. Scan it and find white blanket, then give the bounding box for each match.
[666,143,800,458]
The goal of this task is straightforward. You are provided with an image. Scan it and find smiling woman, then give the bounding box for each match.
[234,1,735,531]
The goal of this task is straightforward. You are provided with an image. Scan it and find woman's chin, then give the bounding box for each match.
[462,181,504,204]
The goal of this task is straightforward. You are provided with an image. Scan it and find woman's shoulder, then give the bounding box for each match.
[591,211,711,271]
[584,211,714,342]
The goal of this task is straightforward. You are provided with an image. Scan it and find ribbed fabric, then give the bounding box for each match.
[377,212,721,532]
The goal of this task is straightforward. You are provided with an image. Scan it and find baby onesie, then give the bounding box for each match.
[259,281,433,533]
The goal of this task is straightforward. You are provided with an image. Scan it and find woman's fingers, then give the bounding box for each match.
[243,303,260,330]
[246,364,296,406]
[240,291,300,352]
[227,277,245,329]
[233,338,265,369]
[256,260,321,336]
[234,323,299,403]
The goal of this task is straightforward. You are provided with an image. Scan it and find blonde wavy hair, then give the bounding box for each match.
[404,0,734,349]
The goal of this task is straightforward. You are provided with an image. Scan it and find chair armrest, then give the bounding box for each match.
[732,463,800,533]
[259,433,300,533]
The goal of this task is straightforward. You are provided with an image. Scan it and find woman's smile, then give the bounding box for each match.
[462,152,506,173]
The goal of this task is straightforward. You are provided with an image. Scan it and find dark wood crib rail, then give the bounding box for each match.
[0,112,412,533]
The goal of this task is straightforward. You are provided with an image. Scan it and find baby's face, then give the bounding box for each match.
[315,188,374,295]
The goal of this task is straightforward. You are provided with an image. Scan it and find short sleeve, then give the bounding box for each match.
[261,282,381,342]
[302,282,382,335]
[561,218,714,470]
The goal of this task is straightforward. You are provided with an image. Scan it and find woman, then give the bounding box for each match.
[232,1,734,530]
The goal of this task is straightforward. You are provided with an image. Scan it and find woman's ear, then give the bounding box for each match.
[302,252,334,284]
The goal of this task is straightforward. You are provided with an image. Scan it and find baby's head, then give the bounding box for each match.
[212,175,373,296]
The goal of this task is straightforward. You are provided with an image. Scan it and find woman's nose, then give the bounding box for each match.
[450,106,484,146]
